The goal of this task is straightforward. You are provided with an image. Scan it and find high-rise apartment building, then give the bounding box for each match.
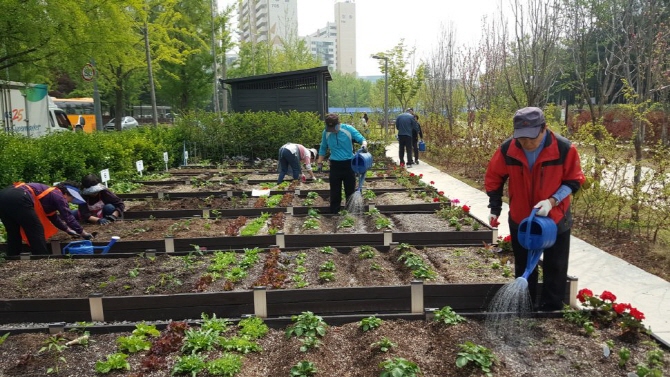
[237,0,298,47]
[334,1,356,74]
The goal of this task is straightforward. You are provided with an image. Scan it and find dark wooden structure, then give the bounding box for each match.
[219,66,332,118]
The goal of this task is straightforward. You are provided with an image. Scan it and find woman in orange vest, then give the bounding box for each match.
[0,182,93,256]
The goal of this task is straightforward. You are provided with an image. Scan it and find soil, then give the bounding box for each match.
[1,168,669,376]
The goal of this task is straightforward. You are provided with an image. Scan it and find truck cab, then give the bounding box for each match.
[1,81,74,137]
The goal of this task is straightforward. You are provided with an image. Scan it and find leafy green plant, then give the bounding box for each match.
[132,323,160,338]
[319,260,336,272]
[375,216,392,229]
[240,212,271,236]
[0,332,8,345]
[398,251,437,280]
[359,316,383,332]
[371,337,396,352]
[299,335,321,352]
[201,313,232,334]
[290,360,317,376]
[238,316,269,339]
[306,191,319,199]
[172,354,207,376]
[456,341,497,376]
[319,246,335,254]
[366,207,381,216]
[318,272,335,282]
[302,218,319,230]
[618,346,631,368]
[359,245,376,259]
[219,336,262,354]
[38,335,68,374]
[307,208,320,218]
[286,311,328,339]
[337,214,356,228]
[362,189,376,199]
[95,352,130,374]
[265,194,283,208]
[117,334,151,353]
[206,353,243,377]
[379,357,421,377]
[433,306,466,326]
[182,328,219,354]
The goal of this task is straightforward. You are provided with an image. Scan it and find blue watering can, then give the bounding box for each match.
[351,148,373,192]
[517,208,557,279]
[62,236,120,255]
[418,140,426,152]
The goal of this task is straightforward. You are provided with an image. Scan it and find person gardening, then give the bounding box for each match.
[316,113,367,214]
[0,181,94,256]
[74,173,126,225]
[277,143,317,184]
[484,107,585,311]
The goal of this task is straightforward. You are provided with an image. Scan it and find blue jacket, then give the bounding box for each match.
[396,112,419,137]
[319,124,365,161]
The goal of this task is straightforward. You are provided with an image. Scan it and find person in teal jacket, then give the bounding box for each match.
[316,113,367,214]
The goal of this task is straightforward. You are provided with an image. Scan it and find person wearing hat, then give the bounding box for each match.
[316,113,367,214]
[75,173,126,225]
[395,108,420,167]
[277,143,317,184]
[0,181,93,256]
[484,106,585,311]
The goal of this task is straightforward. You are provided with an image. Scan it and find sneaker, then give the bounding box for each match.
[415,160,420,165]
[407,163,413,167]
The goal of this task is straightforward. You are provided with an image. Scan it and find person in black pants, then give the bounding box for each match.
[315,113,367,214]
[0,182,93,256]
[411,114,423,164]
[395,108,420,167]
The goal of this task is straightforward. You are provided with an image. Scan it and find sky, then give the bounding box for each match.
[217,0,501,77]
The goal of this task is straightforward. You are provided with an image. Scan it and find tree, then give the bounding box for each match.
[425,23,460,132]
[373,40,426,113]
[328,72,372,110]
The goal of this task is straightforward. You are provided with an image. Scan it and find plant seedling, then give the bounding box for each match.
[433,306,466,326]
[95,352,130,374]
[379,357,421,377]
[456,341,498,376]
[372,337,396,352]
[290,360,317,376]
[360,316,383,332]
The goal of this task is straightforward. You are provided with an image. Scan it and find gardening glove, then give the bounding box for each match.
[488,214,500,227]
[300,174,306,182]
[97,217,111,226]
[104,214,118,222]
[534,199,553,217]
[80,231,94,240]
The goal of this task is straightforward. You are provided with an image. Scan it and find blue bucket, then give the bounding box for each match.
[418,140,426,152]
[351,149,373,174]
[63,236,120,255]
[518,208,557,250]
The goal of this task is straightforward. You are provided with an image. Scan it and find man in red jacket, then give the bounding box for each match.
[485,107,585,311]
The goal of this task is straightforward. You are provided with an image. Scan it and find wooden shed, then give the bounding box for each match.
[219,66,332,119]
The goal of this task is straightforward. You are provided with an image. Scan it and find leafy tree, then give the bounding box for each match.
[328,71,372,110]
[373,40,426,112]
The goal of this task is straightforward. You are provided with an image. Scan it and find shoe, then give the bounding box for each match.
[407,163,413,168]
[415,160,419,165]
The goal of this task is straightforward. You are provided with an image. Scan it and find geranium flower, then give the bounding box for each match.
[577,288,593,303]
[410,173,415,177]
[613,303,627,314]
[600,290,617,302]
[430,181,435,185]
[419,174,423,178]
[438,191,445,196]
[629,307,645,321]
[462,205,470,213]
[451,198,460,204]
[433,197,440,202]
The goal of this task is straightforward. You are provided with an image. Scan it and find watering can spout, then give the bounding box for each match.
[102,236,121,253]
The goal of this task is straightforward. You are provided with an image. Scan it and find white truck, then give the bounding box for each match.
[1,81,77,137]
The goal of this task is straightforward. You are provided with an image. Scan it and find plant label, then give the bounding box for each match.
[100,168,110,187]
[136,160,144,177]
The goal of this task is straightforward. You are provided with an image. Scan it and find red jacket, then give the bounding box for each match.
[485,131,585,232]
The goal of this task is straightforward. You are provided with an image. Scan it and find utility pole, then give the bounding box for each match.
[144,20,158,127]
[210,0,220,115]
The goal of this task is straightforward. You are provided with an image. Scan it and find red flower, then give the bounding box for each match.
[462,205,470,213]
[503,235,511,242]
[600,290,617,302]
[419,174,423,177]
[430,181,435,185]
[577,288,593,303]
[438,191,444,196]
[433,197,440,202]
[613,303,627,314]
[451,198,460,204]
[410,173,415,177]
[629,307,645,321]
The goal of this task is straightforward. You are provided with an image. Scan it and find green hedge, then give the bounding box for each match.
[0,111,326,187]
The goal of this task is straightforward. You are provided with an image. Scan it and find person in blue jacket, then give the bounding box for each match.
[396,108,420,167]
[316,113,367,214]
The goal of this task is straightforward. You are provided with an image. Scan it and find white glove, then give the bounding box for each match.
[362,141,368,148]
[488,214,500,227]
[534,199,553,216]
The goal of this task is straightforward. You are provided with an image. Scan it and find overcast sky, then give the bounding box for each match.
[218,0,501,76]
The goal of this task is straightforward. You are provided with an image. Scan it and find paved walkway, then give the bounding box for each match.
[385,144,670,345]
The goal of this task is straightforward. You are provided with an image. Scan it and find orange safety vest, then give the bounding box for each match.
[14,183,59,244]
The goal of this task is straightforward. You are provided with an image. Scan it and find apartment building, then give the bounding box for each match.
[237,0,298,46]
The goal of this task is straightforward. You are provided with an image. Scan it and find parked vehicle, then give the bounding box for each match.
[104,116,139,131]
[1,81,77,137]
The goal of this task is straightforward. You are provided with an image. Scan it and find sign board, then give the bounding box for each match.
[82,63,96,82]
[184,150,189,166]
[100,168,110,187]
[163,152,169,171]
[251,189,271,197]
[136,160,144,176]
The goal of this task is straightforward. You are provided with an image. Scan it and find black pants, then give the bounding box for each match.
[398,135,413,164]
[512,226,571,310]
[412,135,420,163]
[0,186,49,256]
[329,159,355,214]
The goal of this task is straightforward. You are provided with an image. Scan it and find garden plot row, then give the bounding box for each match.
[0,242,575,326]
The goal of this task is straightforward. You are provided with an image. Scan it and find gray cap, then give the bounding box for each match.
[513,107,545,139]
